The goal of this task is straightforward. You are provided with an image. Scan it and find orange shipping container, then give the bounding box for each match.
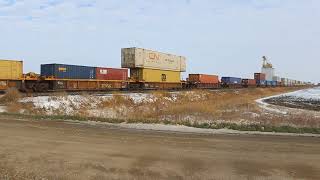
[188,74,219,84]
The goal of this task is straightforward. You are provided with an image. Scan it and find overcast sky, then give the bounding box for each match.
[0,0,319,82]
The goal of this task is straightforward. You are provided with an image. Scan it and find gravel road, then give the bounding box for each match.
[0,117,319,180]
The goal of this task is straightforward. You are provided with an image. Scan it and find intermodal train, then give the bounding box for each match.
[0,47,309,92]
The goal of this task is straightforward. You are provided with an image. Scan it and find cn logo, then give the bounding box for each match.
[149,53,160,60]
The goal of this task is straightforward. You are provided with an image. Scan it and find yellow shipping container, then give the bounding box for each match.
[130,68,181,83]
[0,60,23,80]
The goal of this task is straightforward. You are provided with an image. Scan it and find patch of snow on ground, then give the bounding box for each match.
[256,96,288,115]
[256,87,320,114]
[284,87,320,100]
[69,120,320,137]
[19,92,162,115]
[20,95,109,114]
[0,106,6,113]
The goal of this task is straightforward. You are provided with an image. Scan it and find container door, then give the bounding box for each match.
[90,69,94,79]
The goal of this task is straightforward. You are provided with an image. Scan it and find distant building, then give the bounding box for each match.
[261,56,275,81]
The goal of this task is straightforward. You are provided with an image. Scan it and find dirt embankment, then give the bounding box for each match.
[0,117,320,180]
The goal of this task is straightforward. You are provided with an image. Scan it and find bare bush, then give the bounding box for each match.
[0,88,21,104]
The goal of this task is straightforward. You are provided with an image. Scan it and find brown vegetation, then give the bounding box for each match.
[0,88,21,104]
[3,87,318,130]
[92,87,320,129]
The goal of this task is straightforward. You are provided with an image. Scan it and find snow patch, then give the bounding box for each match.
[68,120,320,137]
[256,87,320,114]
[0,106,6,113]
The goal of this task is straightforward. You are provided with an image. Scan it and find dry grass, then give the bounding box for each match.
[127,87,301,120]
[0,88,24,113]
[0,88,21,104]
[8,86,318,130]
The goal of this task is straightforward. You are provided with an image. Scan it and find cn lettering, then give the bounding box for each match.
[149,53,160,60]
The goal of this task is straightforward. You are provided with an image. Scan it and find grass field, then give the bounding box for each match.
[1,87,319,134]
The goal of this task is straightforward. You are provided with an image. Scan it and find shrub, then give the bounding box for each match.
[0,88,21,104]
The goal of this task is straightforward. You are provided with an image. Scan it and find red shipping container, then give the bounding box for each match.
[188,74,219,84]
[96,67,128,81]
[242,79,257,86]
[254,73,266,81]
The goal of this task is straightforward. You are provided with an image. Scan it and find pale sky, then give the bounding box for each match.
[0,0,319,82]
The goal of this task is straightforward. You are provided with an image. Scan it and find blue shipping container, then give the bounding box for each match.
[266,81,273,86]
[271,81,277,86]
[256,80,266,85]
[41,64,96,79]
[221,77,242,85]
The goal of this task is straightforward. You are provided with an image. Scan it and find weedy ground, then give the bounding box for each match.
[1,87,319,133]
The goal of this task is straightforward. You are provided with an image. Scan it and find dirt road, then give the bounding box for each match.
[0,117,319,180]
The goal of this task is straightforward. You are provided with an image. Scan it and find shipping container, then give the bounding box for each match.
[121,48,186,72]
[41,64,96,79]
[130,68,181,83]
[221,77,242,85]
[266,81,273,87]
[256,80,266,87]
[0,60,23,80]
[221,77,242,88]
[188,74,219,84]
[254,73,266,81]
[187,74,219,89]
[273,76,281,82]
[242,79,256,87]
[96,67,128,81]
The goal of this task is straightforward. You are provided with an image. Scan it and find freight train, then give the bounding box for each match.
[0,47,310,92]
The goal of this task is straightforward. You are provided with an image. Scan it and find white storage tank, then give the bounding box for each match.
[262,67,275,81]
[261,56,275,81]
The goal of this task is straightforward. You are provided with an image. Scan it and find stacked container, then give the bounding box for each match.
[130,68,180,82]
[121,48,186,72]
[121,48,186,84]
[254,73,266,87]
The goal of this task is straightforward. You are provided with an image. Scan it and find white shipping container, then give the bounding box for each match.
[121,48,186,72]
[273,76,281,82]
